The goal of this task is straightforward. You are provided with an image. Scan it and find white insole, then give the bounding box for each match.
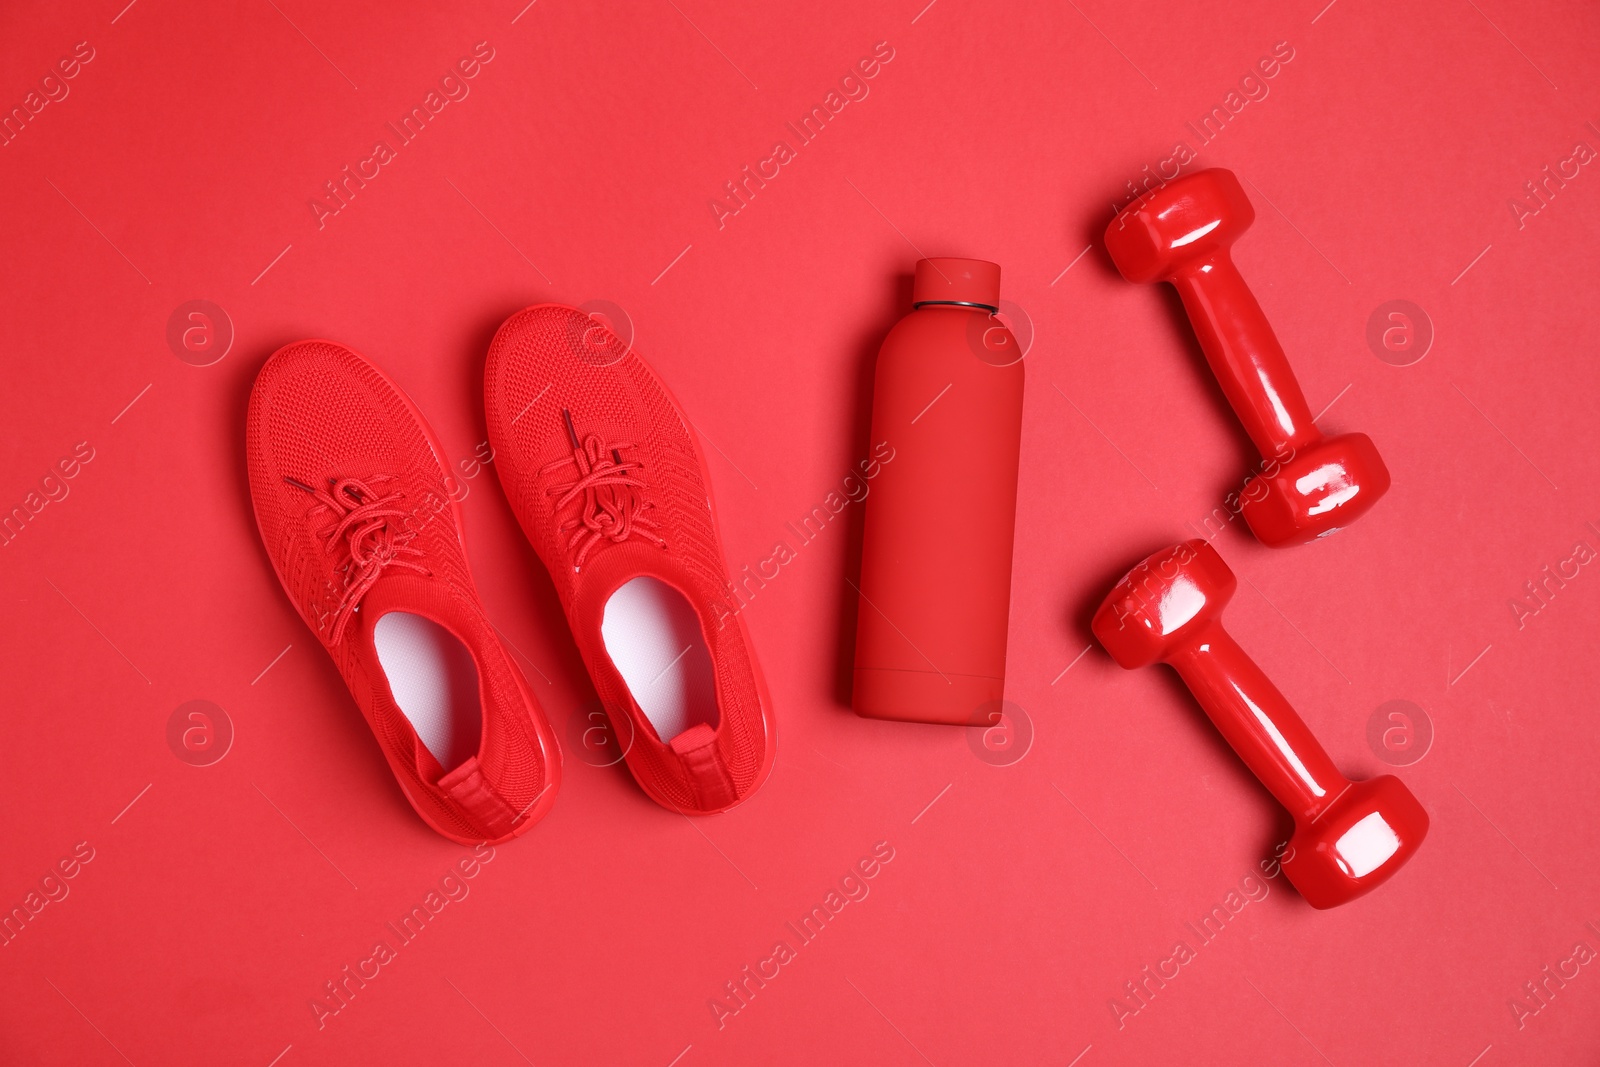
[374,612,483,772]
[601,576,717,743]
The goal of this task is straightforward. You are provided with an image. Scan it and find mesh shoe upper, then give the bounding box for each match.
[484,305,774,813]
[247,340,560,844]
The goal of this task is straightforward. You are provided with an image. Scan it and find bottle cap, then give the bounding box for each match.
[912,258,1001,311]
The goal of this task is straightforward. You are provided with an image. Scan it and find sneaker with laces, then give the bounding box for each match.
[247,340,561,844]
[484,305,774,814]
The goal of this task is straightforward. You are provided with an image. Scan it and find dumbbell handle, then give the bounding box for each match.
[1166,621,1346,821]
[1171,252,1321,459]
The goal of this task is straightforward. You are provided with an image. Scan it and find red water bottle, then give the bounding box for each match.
[852,258,1024,726]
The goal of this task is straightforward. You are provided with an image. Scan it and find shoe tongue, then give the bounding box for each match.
[359,571,474,635]
[349,572,491,687]
[573,538,691,613]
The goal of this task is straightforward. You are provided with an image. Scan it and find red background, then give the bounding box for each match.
[3,0,1598,1063]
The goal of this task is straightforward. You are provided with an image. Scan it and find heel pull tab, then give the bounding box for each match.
[437,758,519,838]
[670,723,736,810]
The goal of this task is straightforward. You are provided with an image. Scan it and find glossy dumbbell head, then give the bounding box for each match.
[1104,169,1254,283]
[1282,775,1429,909]
[1092,539,1233,669]
[1240,432,1392,547]
[1094,539,1431,909]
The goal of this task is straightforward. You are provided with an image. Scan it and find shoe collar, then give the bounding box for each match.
[567,539,736,783]
[344,572,501,785]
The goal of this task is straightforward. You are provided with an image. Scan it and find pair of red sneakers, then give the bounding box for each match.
[246,305,774,844]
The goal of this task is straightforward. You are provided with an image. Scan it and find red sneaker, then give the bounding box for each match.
[484,305,774,814]
[247,340,561,844]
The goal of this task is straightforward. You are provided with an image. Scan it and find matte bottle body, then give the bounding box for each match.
[852,264,1024,726]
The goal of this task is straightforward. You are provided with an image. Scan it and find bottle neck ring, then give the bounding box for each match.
[911,299,998,312]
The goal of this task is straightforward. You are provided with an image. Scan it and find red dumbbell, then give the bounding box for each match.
[1092,539,1428,909]
[1105,168,1390,547]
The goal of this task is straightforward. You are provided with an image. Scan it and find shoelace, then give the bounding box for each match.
[540,409,664,570]
[286,475,429,644]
